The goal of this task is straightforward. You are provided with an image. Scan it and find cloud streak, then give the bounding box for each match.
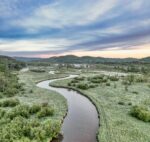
[0,0,150,57]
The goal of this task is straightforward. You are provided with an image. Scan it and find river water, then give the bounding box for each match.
[37,75,99,142]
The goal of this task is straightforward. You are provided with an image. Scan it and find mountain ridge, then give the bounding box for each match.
[12,55,150,63]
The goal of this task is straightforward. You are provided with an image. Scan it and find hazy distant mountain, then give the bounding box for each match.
[41,55,139,64]
[13,55,150,64]
[140,57,150,63]
[14,57,42,62]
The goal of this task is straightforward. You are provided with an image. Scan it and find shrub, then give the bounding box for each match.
[106,82,110,86]
[29,89,33,93]
[90,79,102,83]
[68,82,71,86]
[128,102,132,106]
[0,109,6,118]
[109,76,119,81]
[77,83,89,90]
[71,79,78,83]
[126,75,135,84]
[74,77,85,81]
[6,105,30,119]
[88,75,106,84]
[29,104,41,114]
[41,102,49,107]
[132,91,138,94]
[89,84,97,88]
[30,69,45,73]
[4,88,18,97]
[135,76,148,83]
[118,101,125,105]
[130,105,150,122]
[0,98,20,107]
[37,106,54,118]
[0,116,61,141]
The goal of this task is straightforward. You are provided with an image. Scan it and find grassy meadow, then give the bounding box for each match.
[51,67,150,142]
[0,55,150,142]
[0,64,68,142]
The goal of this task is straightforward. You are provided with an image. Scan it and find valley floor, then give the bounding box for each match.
[51,71,150,142]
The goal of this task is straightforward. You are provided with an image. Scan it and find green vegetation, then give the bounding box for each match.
[0,98,20,107]
[0,57,67,142]
[1,55,150,142]
[51,68,150,142]
[30,69,46,73]
[130,105,150,122]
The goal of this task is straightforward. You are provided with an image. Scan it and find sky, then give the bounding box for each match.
[0,0,150,58]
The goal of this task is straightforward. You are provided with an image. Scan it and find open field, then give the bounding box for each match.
[0,64,69,142]
[51,69,150,142]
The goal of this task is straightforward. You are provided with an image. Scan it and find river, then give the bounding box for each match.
[37,75,99,142]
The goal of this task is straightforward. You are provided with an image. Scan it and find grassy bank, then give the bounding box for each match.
[0,66,68,142]
[51,72,150,142]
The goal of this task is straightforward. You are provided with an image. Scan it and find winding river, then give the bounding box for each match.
[37,75,99,142]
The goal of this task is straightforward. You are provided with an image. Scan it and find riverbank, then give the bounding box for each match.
[17,70,68,141]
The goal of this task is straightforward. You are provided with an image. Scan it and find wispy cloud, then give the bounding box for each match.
[0,0,150,57]
[13,0,117,32]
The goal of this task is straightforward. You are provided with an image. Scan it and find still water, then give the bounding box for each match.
[37,75,99,142]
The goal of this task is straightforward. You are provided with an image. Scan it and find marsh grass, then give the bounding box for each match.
[51,72,150,142]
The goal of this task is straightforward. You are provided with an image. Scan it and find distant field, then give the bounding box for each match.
[51,70,150,142]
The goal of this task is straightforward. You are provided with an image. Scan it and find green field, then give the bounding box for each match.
[1,55,150,142]
[0,64,68,142]
[51,70,150,142]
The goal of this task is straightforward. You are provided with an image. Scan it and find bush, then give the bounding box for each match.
[0,116,61,142]
[118,101,125,105]
[74,77,85,81]
[0,109,6,118]
[77,83,89,90]
[41,102,49,107]
[0,98,20,107]
[4,88,19,97]
[132,91,138,94]
[71,79,78,83]
[106,82,110,86]
[135,76,148,83]
[126,75,135,84]
[89,84,97,88]
[130,105,150,122]
[29,89,33,93]
[88,75,106,84]
[68,82,71,86]
[37,106,54,118]
[30,69,45,73]
[29,104,41,114]
[128,102,132,106]
[109,76,119,81]
[6,105,30,119]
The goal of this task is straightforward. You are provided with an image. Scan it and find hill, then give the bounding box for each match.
[13,55,150,64]
[0,55,26,71]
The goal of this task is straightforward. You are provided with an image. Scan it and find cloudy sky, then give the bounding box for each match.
[0,0,150,58]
